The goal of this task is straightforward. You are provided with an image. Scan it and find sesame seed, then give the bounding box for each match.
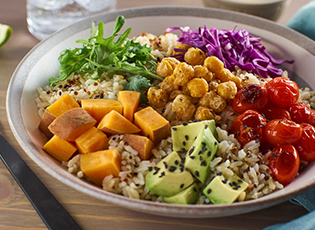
[159,172,165,178]
[183,122,188,126]
[207,189,212,194]
[163,162,168,169]
[180,184,184,189]
[182,141,186,146]
[169,166,176,172]
[185,135,189,140]
[174,160,179,165]
[189,147,195,155]
[195,171,200,177]
[172,127,177,131]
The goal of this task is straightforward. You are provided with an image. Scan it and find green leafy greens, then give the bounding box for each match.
[49,15,162,90]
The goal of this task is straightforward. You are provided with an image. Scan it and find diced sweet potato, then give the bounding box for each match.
[38,109,56,139]
[46,93,80,117]
[81,99,123,124]
[97,110,141,135]
[117,91,141,121]
[134,106,170,144]
[80,149,121,186]
[123,134,154,160]
[75,127,109,155]
[48,107,96,142]
[43,135,77,162]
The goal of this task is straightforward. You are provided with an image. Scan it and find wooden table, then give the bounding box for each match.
[0,0,312,229]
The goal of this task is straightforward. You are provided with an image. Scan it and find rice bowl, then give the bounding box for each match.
[6,7,315,218]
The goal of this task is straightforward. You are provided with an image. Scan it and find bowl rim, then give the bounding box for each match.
[204,0,289,5]
[6,6,315,218]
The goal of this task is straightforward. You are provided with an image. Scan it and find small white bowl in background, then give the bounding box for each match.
[203,0,290,21]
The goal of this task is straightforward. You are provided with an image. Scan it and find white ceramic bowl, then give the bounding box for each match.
[203,0,290,21]
[7,7,315,218]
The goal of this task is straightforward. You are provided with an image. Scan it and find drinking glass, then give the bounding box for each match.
[27,0,117,40]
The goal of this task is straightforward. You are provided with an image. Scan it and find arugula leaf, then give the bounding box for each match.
[123,75,152,103]
[49,15,162,87]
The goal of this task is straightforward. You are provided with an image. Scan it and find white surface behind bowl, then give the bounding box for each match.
[6,7,315,218]
[203,0,290,21]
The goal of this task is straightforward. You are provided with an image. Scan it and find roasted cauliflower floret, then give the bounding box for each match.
[194,65,213,82]
[230,75,245,89]
[208,79,220,91]
[169,90,184,101]
[156,57,180,78]
[217,81,238,100]
[199,91,226,113]
[195,106,215,120]
[172,94,196,121]
[184,47,207,66]
[215,68,234,82]
[147,87,168,108]
[158,74,179,94]
[204,56,224,74]
[173,62,194,86]
[187,78,209,98]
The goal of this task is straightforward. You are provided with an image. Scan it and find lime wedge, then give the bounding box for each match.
[0,23,12,47]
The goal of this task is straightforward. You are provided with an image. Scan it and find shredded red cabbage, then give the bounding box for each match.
[166,26,294,78]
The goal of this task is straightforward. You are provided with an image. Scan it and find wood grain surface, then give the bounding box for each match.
[0,0,312,229]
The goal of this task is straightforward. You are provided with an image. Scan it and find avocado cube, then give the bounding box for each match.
[203,174,249,204]
[164,183,200,205]
[184,125,219,183]
[171,120,217,153]
[145,151,194,197]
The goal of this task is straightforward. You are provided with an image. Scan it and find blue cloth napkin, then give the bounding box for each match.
[263,188,315,230]
[263,2,315,229]
[287,0,315,40]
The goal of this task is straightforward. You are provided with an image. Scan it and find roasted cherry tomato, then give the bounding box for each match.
[310,110,315,127]
[289,102,311,124]
[232,84,268,114]
[269,144,300,186]
[265,77,299,108]
[294,123,315,162]
[263,119,302,146]
[231,110,267,147]
[261,102,291,121]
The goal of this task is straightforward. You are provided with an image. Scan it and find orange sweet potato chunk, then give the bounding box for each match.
[48,107,96,142]
[43,135,77,162]
[38,109,56,139]
[123,134,154,160]
[75,127,109,155]
[80,149,121,186]
[134,106,170,144]
[117,91,141,121]
[97,110,141,135]
[46,93,80,117]
[81,99,123,124]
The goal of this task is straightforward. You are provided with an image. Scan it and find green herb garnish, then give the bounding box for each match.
[124,75,152,103]
[49,15,162,87]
